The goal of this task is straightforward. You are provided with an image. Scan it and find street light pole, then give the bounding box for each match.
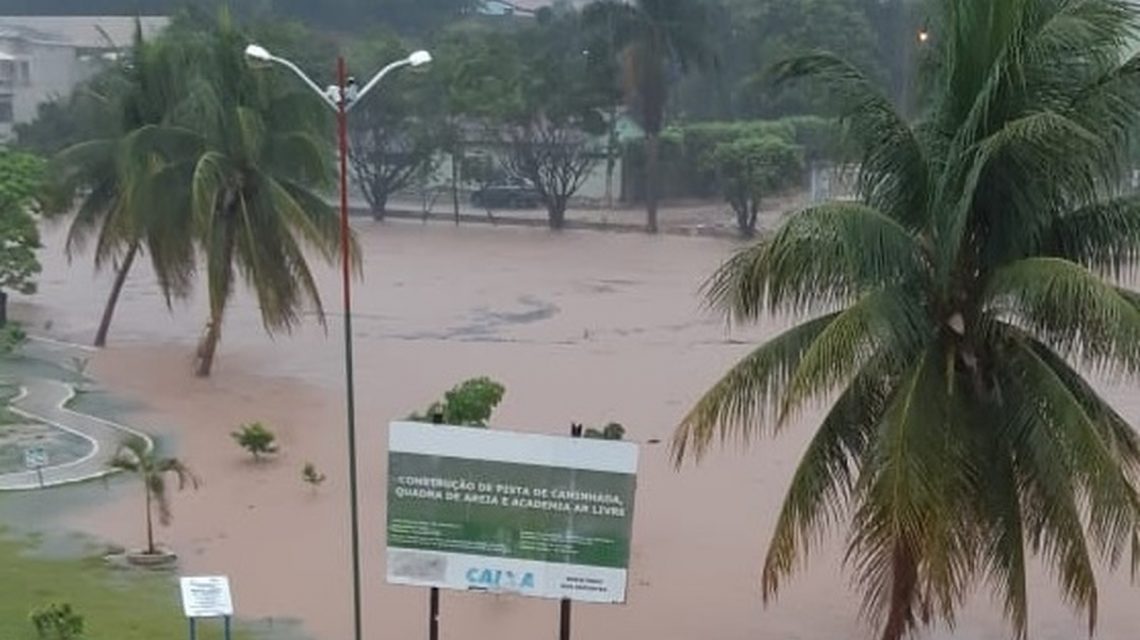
[245,43,431,640]
[335,54,364,640]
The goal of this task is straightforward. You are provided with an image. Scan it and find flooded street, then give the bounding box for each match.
[14,219,1140,640]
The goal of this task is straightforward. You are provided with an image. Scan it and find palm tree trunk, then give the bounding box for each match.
[94,241,139,348]
[144,481,155,555]
[195,219,235,378]
[880,540,918,640]
[645,133,661,233]
[0,289,7,327]
[195,307,224,377]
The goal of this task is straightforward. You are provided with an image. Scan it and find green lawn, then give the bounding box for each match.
[0,532,242,640]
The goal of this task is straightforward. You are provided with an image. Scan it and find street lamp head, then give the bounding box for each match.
[407,50,432,67]
[244,44,273,62]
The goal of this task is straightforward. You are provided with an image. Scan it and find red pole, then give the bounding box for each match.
[337,55,365,640]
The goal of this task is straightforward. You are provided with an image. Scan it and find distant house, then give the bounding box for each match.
[475,0,595,18]
[0,16,168,140]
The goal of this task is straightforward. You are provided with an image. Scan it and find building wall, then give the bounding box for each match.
[12,42,77,124]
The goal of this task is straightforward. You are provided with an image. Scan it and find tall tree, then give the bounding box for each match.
[346,30,439,220]
[50,26,196,347]
[0,151,45,326]
[498,9,609,229]
[673,2,1140,640]
[585,0,712,233]
[143,12,345,376]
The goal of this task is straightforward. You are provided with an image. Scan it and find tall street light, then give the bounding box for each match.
[244,43,432,640]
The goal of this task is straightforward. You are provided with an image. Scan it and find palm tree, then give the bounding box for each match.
[584,0,711,233]
[672,2,1140,639]
[140,13,344,376]
[110,438,199,556]
[50,26,195,347]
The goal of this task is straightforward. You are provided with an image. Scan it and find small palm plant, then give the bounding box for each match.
[110,438,199,555]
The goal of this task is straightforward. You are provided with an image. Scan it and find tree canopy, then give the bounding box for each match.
[674,1,1140,639]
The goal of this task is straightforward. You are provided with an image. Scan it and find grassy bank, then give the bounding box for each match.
[0,532,239,640]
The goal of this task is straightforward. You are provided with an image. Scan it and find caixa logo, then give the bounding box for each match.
[465,567,536,590]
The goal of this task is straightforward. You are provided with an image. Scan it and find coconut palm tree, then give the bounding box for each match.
[672,1,1140,639]
[110,438,199,556]
[584,0,711,233]
[137,13,343,376]
[50,26,196,347]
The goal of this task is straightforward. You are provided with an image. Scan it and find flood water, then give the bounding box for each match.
[12,219,1140,640]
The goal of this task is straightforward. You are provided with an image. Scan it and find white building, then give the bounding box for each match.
[0,16,168,139]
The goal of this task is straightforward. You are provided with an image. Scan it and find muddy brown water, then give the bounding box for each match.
[12,220,1140,640]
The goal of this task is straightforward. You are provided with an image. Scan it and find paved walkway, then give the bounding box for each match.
[0,377,153,491]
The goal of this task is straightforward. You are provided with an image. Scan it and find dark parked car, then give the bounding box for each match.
[471,181,542,209]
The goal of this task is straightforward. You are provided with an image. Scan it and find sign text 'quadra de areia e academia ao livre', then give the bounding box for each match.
[385,421,639,603]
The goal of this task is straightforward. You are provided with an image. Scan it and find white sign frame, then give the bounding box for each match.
[23,447,48,470]
[179,576,234,619]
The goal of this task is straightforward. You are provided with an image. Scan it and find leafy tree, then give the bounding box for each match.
[410,377,506,427]
[728,0,882,118]
[704,136,804,237]
[585,0,712,233]
[346,30,439,220]
[110,438,199,556]
[673,1,1140,639]
[232,422,278,461]
[429,24,523,221]
[496,10,610,229]
[0,151,46,326]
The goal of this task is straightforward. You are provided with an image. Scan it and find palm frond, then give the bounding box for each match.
[780,286,928,423]
[672,313,839,463]
[984,257,1140,374]
[772,53,929,228]
[761,358,897,601]
[1038,195,1140,277]
[704,202,926,321]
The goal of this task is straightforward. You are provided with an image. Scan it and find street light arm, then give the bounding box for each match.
[346,59,412,112]
[268,54,338,110]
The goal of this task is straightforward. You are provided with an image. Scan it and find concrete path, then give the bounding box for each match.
[0,378,153,491]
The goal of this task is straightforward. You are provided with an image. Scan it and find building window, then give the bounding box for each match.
[0,97,13,124]
[17,61,29,85]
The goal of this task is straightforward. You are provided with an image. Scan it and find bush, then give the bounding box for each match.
[1,323,27,355]
[301,462,326,491]
[622,117,837,202]
[29,603,83,640]
[409,377,506,427]
[703,135,805,236]
[231,422,278,461]
[583,422,626,441]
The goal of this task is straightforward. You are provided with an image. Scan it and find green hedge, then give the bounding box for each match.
[622,116,840,201]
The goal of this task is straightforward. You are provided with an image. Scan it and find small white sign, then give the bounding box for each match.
[179,576,234,618]
[23,447,47,470]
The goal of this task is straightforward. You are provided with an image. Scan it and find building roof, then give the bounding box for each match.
[0,16,168,49]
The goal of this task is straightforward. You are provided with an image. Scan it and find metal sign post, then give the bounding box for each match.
[180,576,234,640]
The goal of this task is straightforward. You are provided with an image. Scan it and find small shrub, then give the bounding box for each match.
[1,324,27,355]
[29,603,84,640]
[231,422,278,461]
[302,462,326,491]
[409,377,506,427]
[583,422,626,441]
